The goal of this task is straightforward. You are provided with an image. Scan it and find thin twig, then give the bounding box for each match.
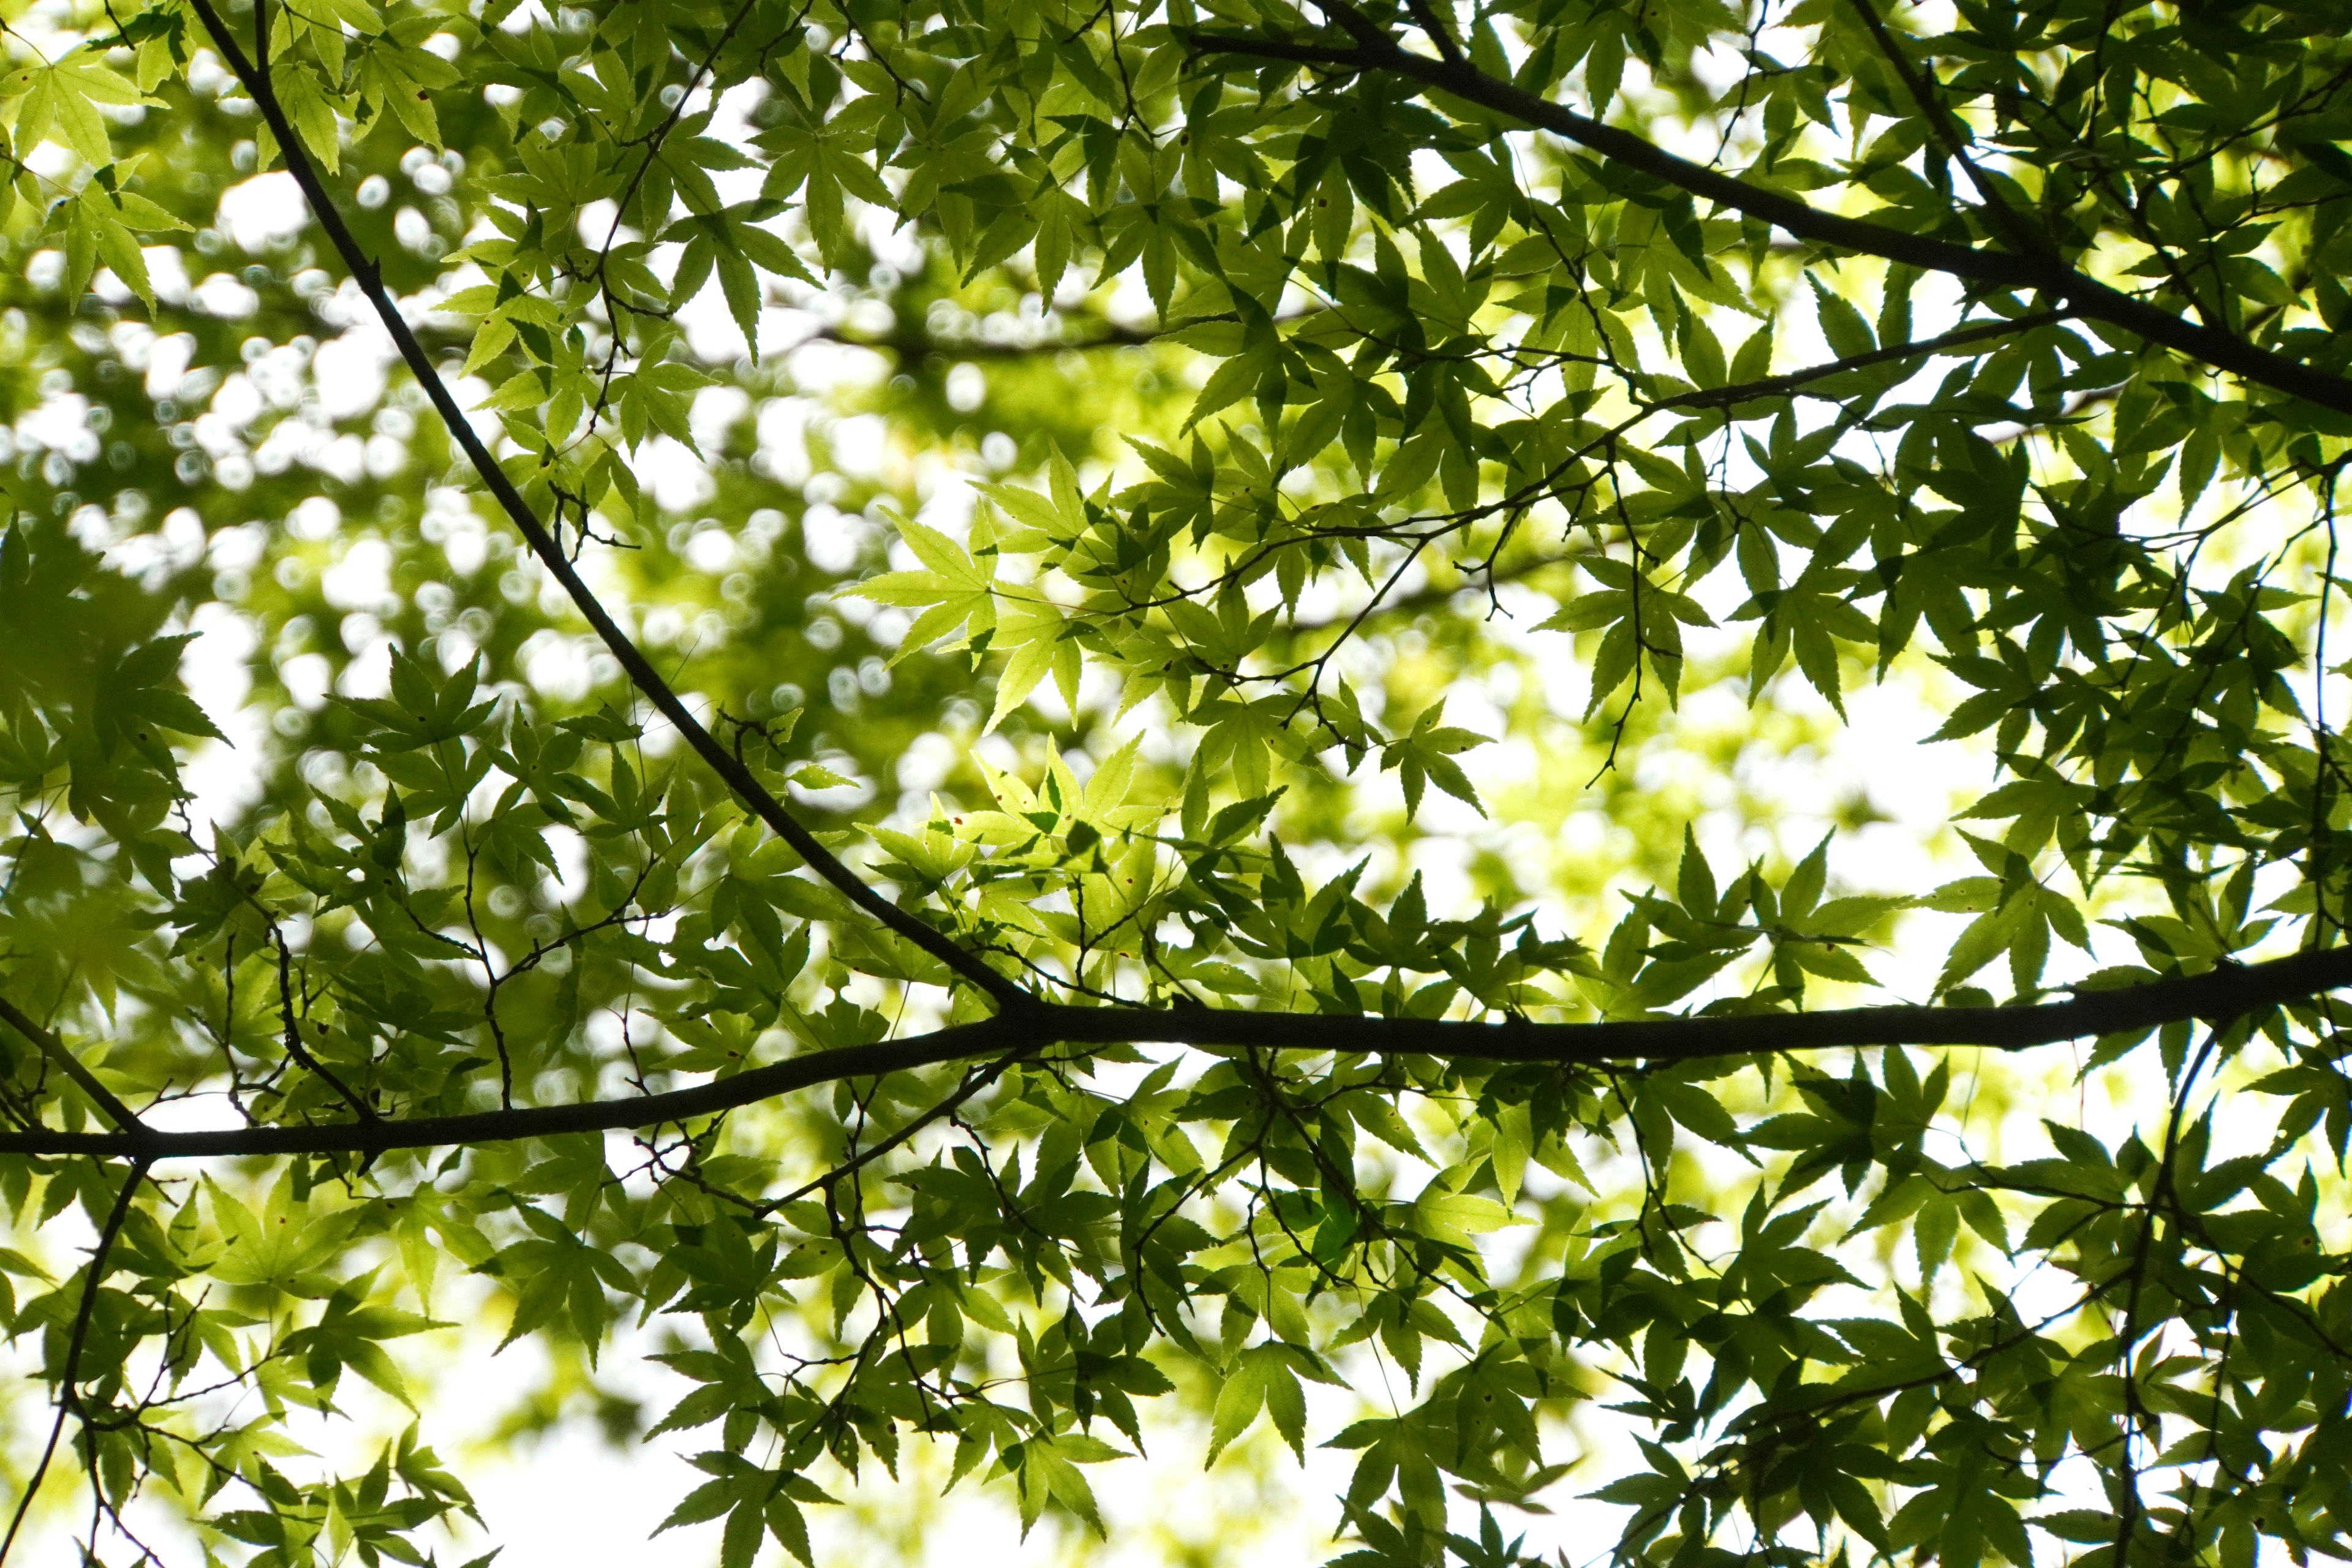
[0,1158,151,1567]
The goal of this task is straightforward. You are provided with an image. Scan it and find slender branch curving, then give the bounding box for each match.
[179,0,1028,1012]
[1654,311,2072,411]
[1840,0,2054,259]
[1186,6,2352,420]
[0,1158,149,1567]
[2,947,2343,1161]
[0,995,142,1134]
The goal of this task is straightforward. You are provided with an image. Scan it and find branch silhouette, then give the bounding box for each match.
[0,995,142,1133]
[182,0,1027,1012]
[4,948,2342,1159]
[1188,5,2352,420]
[0,1159,149,1566]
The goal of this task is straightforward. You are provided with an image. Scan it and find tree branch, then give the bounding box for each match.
[1841,0,2053,258]
[0,1019,1028,1159]
[791,304,1332,361]
[1187,9,2352,420]
[270,932,378,1123]
[0,995,142,1133]
[801,322,1163,358]
[0,1157,149,1567]
[1654,310,2071,410]
[3,947,2342,1161]
[181,0,1027,1012]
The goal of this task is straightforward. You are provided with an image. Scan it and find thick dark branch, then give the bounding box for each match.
[1189,12,2352,420]
[0,1020,1027,1159]
[0,995,141,1133]
[6,948,2343,1161]
[181,0,1025,1011]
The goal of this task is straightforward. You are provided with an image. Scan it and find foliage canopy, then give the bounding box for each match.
[2,0,2352,1562]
